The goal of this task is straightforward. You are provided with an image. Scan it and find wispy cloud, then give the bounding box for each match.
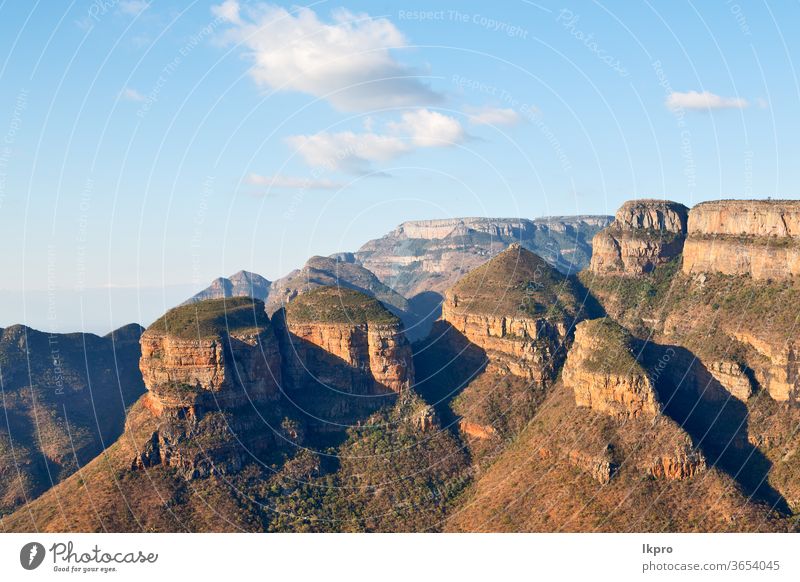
[212,2,440,112]
[246,173,343,190]
[286,109,466,173]
[118,1,150,16]
[464,106,521,126]
[212,0,242,24]
[666,90,748,111]
[388,108,466,147]
[120,87,146,102]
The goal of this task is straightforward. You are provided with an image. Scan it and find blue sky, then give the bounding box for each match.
[1,0,798,332]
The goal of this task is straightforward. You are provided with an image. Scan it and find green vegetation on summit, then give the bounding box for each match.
[449,244,582,321]
[285,287,400,325]
[575,318,644,376]
[147,297,270,339]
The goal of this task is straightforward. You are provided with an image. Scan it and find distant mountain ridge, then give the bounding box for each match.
[355,215,612,297]
[386,215,610,239]
[186,215,612,334]
[184,270,271,304]
[266,254,408,316]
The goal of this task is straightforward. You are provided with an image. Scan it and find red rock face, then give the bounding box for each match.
[441,300,567,383]
[139,329,282,411]
[561,321,661,419]
[366,325,415,393]
[140,334,226,393]
[280,320,413,394]
[687,200,800,238]
[682,200,800,281]
[133,324,282,479]
[706,360,755,401]
[647,452,706,480]
[731,331,797,402]
[560,320,706,482]
[459,419,497,440]
[682,236,800,280]
[567,368,661,419]
[615,199,688,233]
[591,229,685,275]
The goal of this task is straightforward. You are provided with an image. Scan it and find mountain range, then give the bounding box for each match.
[2,202,800,533]
[184,215,611,341]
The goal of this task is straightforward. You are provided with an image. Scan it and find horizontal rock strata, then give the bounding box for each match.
[683,200,800,280]
[133,298,281,479]
[562,319,660,419]
[590,199,689,276]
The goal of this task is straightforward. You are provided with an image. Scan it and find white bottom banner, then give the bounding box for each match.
[0,533,796,581]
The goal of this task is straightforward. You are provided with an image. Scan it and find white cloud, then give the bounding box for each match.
[120,87,146,102]
[119,0,150,16]
[286,109,465,172]
[666,90,749,111]
[246,173,342,190]
[212,0,241,24]
[212,2,440,111]
[388,109,466,146]
[464,106,521,126]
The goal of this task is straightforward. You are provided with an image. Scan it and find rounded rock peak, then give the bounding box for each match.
[284,286,399,325]
[614,199,689,234]
[448,244,579,320]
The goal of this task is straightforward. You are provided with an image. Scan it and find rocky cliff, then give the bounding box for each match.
[562,319,660,419]
[580,198,800,516]
[274,287,414,431]
[10,200,800,534]
[682,200,800,280]
[357,215,611,297]
[560,318,705,481]
[585,199,800,403]
[729,330,797,402]
[687,200,800,237]
[3,292,468,533]
[133,297,282,479]
[414,244,589,456]
[590,199,689,276]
